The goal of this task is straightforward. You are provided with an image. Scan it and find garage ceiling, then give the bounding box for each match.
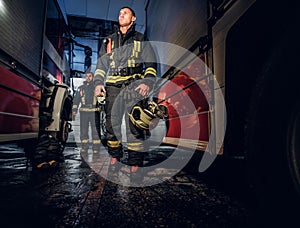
[57,0,147,74]
[59,0,147,34]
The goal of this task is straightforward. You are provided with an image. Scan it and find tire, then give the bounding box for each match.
[34,104,70,164]
[245,43,300,225]
[287,99,300,196]
[56,107,69,146]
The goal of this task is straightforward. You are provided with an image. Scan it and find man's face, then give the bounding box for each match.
[119,8,136,27]
[85,73,93,83]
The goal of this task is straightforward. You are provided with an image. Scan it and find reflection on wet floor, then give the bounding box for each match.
[80,143,195,188]
[0,143,257,227]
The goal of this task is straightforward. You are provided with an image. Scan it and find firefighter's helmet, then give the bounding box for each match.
[128,101,168,130]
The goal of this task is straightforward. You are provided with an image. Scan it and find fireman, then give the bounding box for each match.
[94,6,157,172]
[72,72,101,153]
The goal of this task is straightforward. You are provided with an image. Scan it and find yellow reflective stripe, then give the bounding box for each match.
[145,67,156,74]
[36,162,49,169]
[131,46,135,57]
[93,140,101,144]
[128,41,141,67]
[127,142,143,151]
[79,107,100,112]
[106,74,143,83]
[133,73,143,79]
[110,53,116,68]
[82,139,89,143]
[144,67,157,77]
[134,40,141,52]
[81,96,85,105]
[72,105,78,109]
[128,142,143,146]
[48,160,56,166]
[135,41,140,59]
[145,71,156,77]
[106,75,133,83]
[93,95,97,105]
[107,140,121,148]
[95,69,106,78]
[128,58,135,67]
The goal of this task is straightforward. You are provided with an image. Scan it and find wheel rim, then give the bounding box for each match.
[60,120,68,144]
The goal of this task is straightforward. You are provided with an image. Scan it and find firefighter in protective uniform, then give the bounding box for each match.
[94,6,157,172]
[72,72,101,153]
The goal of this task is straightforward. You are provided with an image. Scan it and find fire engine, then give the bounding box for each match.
[146,0,300,221]
[0,0,73,158]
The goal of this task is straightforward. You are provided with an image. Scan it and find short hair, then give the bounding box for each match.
[120,6,136,17]
[85,72,93,76]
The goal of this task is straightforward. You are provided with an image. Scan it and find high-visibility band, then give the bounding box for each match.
[93,140,101,144]
[128,58,135,67]
[127,142,143,151]
[127,147,144,151]
[134,40,141,52]
[95,69,106,78]
[131,50,138,59]
[72,105,78,109]
[48,160,56,166]
[144,67,157,77]
[128,142,143,146]
[110,53,116,68]
[81,139,89,144]
[79,107,100,112]
[81,96,85,105]
[36,162,49,169]
[107,140,121,148]
[106,75,137,84]
[93,96,97,105]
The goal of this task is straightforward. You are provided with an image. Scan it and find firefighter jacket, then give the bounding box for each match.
[94,24,157,88]
[72,81,99,112]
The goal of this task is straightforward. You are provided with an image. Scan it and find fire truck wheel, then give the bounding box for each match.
[56,106,70,146]
[245,47,300,225]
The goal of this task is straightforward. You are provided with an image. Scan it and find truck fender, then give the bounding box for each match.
[45,83,72,132]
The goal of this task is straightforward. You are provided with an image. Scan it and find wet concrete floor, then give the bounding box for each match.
[0,141,260,228]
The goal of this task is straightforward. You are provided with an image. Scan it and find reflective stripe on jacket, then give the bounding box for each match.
[72,81,98,112]
[94,25,157,88]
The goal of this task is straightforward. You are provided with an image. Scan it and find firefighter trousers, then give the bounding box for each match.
[79,111,101,150]
[105,85,145,166]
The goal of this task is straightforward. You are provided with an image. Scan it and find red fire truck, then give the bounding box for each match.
[146,0,300,221]
[0,0,73,156]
